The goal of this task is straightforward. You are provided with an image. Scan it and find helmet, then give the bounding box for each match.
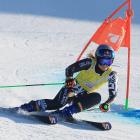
[95,44,115,66]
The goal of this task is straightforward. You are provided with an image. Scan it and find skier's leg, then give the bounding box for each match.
[20,99,48,112]
[73,92,101,111]
[19,86,70,112]
[59,92,101,118]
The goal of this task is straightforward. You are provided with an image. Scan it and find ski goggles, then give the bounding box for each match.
[98,58,113,66]
[97,49,115,59]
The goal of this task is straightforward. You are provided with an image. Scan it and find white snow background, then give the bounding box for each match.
[0,0,140,140]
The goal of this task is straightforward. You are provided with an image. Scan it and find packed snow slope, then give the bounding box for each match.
[0,0,140,140]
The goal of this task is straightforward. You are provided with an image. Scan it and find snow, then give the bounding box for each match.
[0,0,140,140]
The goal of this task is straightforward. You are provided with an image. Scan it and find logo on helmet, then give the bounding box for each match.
[103,50,112,57]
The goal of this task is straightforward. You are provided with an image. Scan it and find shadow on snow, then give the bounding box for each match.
[110,103,140,120]
[0,107,101,131]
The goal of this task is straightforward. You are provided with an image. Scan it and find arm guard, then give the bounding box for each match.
[65,58,92,78]
[105,71,118,104]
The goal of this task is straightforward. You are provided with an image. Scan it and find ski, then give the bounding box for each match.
[31,114,58,124]
[0,107,112,130]
[31,113,112,131]
[77,120,112,130]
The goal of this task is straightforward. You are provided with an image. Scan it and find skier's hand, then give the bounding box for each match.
[68,92,75,97]
[65,77,76,88]
[99,103,109,112]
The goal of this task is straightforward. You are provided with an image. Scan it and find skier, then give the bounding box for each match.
[17,44,118,120]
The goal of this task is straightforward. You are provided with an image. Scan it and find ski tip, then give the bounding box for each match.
[101,122,112,130]
[83,120,112,131]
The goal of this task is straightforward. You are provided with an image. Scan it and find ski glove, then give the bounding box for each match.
[99,103,109,112]
[65,77,76,88]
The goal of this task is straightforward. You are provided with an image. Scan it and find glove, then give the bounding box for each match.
[65,78,76,88]
[99,103,109,112]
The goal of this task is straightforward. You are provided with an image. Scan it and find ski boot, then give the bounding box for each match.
[17,100,47,112]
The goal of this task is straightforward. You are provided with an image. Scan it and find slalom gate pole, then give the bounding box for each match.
[124,0,132,110]
[0,82,64,89]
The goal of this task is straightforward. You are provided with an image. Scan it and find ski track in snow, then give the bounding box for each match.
[0,1,140,139]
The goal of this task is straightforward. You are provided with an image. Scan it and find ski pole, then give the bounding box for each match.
[0,82,65,89]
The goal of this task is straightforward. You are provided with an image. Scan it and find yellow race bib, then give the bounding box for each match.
[75,59,112,93]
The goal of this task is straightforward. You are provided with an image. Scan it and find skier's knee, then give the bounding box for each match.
[75,93,101,111]
[94,93,101,104]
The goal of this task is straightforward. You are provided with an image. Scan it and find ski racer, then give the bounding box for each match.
[17,44,118,119]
